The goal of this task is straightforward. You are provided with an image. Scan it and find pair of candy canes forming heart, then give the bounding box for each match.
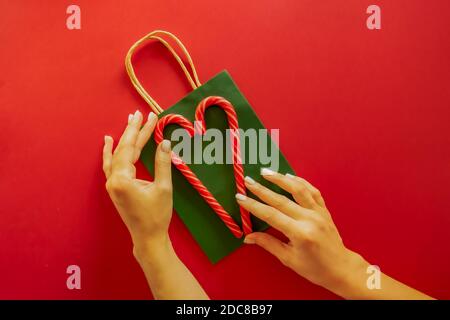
[153,96,252,238]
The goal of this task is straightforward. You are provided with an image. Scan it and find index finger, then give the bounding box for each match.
[236,193,295,237]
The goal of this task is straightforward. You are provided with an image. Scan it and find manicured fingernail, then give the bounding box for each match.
[244,236,255,244]
[245,176,256,185]
[148,112,157,122]
[261,168,275,176]
[161,139,171,153]
[128,114,133,123]
[235,193,247,201]
[286,173,295,178]
[133,110,142,122]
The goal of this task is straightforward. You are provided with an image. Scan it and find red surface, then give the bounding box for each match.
[1,1,449,299]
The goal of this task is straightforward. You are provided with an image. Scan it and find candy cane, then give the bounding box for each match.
[195,96,252,235]
[154,112,246,238]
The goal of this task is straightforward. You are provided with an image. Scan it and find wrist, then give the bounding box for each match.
[132,233,174,265]
[326,249,371,299]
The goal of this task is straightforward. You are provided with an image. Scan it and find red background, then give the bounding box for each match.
[1,0,449,299]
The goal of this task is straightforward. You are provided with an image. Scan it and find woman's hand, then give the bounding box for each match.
[236,169,365,295]
[102,110,208,299]
[237,169,433,299]
[102,110,173,253]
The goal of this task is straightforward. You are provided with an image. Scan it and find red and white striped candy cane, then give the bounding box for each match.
[154,101,251,238]
[195,96,252,235]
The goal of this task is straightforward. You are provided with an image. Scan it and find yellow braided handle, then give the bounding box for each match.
[125,30,201,114]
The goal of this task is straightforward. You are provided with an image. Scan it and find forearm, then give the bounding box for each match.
[133,237,209,300]
[329,252,434,300]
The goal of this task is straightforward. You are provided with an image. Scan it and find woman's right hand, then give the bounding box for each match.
[237,169,433,299]
[236,170,367,295]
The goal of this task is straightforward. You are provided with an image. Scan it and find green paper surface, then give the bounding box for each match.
[141,71,295,263]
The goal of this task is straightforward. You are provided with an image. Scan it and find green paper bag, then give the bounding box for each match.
[126,31,295,263]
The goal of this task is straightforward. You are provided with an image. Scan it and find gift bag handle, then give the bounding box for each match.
[125,30,202,114]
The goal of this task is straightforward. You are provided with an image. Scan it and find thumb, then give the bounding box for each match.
[244,232,290,263]
[154,140,172,190]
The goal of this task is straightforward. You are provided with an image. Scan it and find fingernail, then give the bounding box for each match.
[148,112,157,122]
[286,173,295,178]
[161,139,171,153]
[128,114,133,123]
[235,193,247,201]
[261,168,275,176]
[104,135,111,143]
[244,176,256,185]
[244,236,255,244]
[133,110,142,122]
